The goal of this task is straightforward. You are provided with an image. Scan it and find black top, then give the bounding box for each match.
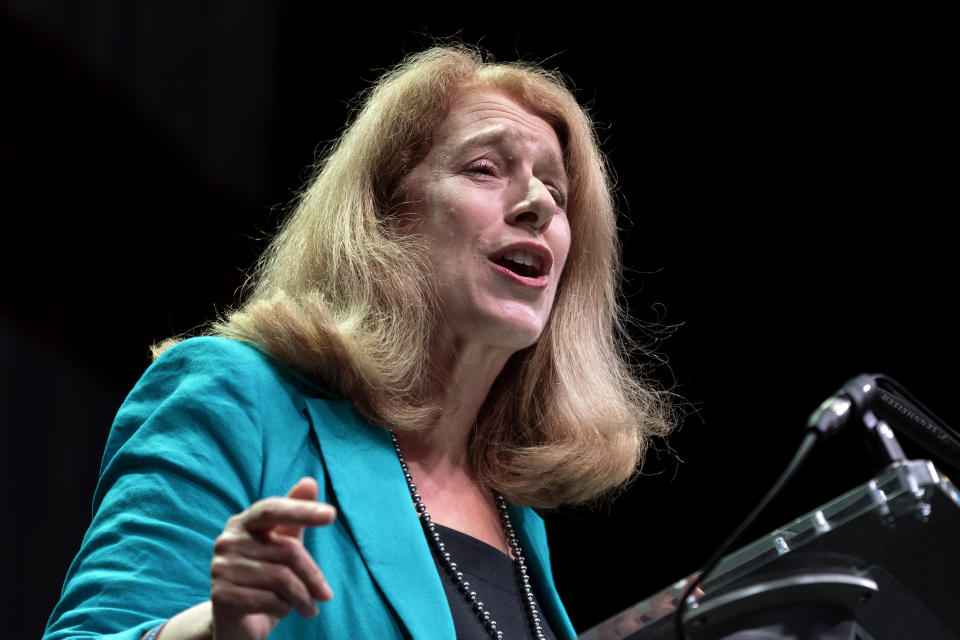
[431,523,557,640]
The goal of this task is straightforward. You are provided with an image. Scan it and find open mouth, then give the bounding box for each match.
[489,242,553,289]
[492,251,545,278]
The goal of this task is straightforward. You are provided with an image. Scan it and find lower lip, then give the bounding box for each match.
[489,261,549,288]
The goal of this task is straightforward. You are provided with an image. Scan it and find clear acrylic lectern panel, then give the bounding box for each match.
[579,459,960,640]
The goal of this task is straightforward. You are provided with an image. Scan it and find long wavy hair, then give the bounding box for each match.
[158,45,672,508]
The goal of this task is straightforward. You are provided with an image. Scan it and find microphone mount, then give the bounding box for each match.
[806,373,960,472]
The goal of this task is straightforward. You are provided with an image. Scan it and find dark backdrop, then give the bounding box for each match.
[3,4,955,637]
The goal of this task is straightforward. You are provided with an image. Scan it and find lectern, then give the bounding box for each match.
[579,459,960,639]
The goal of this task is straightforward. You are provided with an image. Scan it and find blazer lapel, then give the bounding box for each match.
[509,505,578,640]
[303,397,455,640]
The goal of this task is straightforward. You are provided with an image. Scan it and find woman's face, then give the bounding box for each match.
[400,89,571,353]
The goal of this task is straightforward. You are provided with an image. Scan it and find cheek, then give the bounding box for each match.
[555,247,570,276]
[552,225,573,276]
[426,190,492,242]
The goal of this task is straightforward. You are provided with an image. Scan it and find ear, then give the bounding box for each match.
[382,184,422,234]
[385,208,419,234]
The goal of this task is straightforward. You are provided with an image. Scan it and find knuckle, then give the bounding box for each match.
[265,564,293,590]
[253,498,281,521]
[213,533,237,555]
[269,598,292,619]
[209,556,230,577]
[209,582,232,606]
[272,566,305,601]
[272,536,301,562]
[225,512,245,527]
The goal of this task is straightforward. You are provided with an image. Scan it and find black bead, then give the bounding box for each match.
[390,432,543,640]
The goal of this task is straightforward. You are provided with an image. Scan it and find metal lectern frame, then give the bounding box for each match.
[579,459,960,640]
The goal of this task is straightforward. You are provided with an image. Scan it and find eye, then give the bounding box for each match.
[467,159,498,176]
[547,185,567,208]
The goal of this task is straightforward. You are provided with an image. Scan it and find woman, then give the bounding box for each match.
[44,45,671,640]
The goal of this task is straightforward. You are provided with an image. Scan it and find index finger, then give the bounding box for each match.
[241,497,337,532]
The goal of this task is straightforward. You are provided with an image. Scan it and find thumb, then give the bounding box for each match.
[274,476,322,539]
[286,476,319,502]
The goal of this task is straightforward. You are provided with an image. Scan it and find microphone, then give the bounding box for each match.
[806,373,960,471]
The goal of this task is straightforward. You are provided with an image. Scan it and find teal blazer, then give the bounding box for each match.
[44,337,576,639]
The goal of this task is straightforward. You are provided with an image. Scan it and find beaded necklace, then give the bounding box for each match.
[389,432,547,639]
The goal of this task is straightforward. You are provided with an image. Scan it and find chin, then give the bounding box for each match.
[502,331,542,352]
[485,314,549,352]
[455,296,553,352]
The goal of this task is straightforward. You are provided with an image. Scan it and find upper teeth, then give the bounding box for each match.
[503,250,541,271]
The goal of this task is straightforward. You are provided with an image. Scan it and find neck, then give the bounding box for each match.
[395,334,513,479]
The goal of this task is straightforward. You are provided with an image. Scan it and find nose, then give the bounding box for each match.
[507,177,556,232]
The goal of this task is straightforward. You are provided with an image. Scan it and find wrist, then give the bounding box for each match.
[142,601,213,640]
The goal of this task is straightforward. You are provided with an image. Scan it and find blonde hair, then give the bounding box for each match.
[159,45,672,508]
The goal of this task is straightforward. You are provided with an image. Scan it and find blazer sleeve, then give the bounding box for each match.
[44,338,271,640]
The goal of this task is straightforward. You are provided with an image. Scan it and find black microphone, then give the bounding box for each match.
[871,375,960,471]
[806,373,960,471]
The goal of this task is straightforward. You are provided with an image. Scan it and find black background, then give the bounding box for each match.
[3,4,955,637]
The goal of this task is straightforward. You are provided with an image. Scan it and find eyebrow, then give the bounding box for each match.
[458,126,513,150]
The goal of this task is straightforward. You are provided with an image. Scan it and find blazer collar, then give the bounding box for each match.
[302,395,575,639]
[303,397,455,639]
[507,505,577,639]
